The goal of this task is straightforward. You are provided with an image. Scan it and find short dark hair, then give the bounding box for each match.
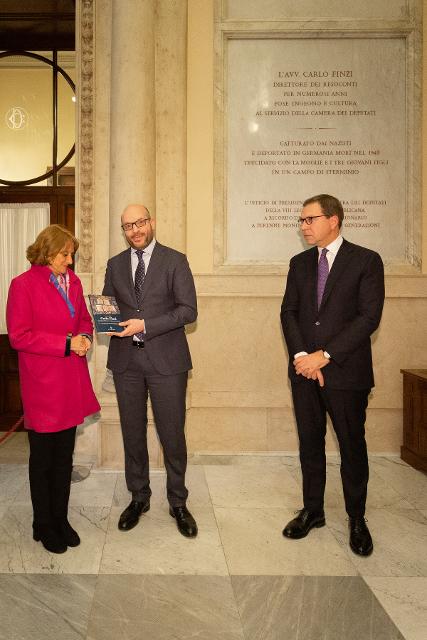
[303,194,344,228]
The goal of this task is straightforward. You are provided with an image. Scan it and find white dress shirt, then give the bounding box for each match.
[294,234,343,359]
[131,237,156,281]
[319,234,343,270]
[131,238,156,340]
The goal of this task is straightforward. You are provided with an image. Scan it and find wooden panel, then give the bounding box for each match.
[418,380,427,462]
[57,194,75,229]
[400,370,427,473]
[0,1,75,50]
[0,335,22,430]
[402,376,417,451]
[0,188,75,429]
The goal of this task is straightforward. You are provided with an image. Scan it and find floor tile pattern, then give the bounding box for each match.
[0,434,426,639]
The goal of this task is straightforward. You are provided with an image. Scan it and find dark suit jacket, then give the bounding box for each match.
[281,239,385,390]
[103,242,197,375]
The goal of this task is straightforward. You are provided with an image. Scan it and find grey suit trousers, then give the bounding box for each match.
[113,346,189,507]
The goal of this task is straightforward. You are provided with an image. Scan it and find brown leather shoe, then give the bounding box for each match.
[118,499,150,531]
[282,508,325,539]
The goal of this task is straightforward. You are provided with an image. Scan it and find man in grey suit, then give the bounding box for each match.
[103,204,198,537]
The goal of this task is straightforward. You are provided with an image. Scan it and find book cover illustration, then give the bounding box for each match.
[88,295,122,333]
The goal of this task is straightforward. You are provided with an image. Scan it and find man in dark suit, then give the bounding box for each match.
[280,194,384,556]
[103,204,198,538]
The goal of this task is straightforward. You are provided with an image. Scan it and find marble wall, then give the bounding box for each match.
[73,0,427,469]
[224,36,414,268]
[185,0,427,458]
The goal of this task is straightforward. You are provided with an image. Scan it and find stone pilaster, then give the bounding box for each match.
[109,0,156,256]
[155,0,188,251]
[77,0,189,469]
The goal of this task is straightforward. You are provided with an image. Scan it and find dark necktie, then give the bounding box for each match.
[317,248,329,309]
[134,249,145,340]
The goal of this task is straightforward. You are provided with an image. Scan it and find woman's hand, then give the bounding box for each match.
[71,335,91,357]
[81,336,92,353]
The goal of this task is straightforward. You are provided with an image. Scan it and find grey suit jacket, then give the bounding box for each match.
[103,242,197,375]
[281,239,384,390]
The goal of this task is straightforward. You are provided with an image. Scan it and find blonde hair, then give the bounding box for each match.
[26,224,79,265]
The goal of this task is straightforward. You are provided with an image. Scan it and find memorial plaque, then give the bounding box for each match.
[226,0,407,21]
[225,37,410,266]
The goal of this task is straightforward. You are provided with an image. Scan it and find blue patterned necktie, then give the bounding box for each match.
[134,249,145,340]
[317,248,329,309]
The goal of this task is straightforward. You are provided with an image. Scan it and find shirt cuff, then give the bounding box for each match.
[294,351,308,358]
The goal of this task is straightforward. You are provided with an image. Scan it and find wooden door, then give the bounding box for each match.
[0,188,75,429]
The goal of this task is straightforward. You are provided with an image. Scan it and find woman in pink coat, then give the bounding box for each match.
[6,224,100,554]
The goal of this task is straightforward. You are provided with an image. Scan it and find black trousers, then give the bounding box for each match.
[291,379,370,518]
[28,426,76,528]
[113,346,189,508]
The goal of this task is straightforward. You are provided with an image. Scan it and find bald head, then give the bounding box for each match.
[121,204,155,250]
[121,204,150,223]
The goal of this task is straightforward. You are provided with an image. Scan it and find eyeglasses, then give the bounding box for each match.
[121,217,151,232]
[298,214,327,226]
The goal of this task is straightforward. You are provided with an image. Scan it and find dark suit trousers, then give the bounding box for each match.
[113,346,189,507]
[291,379,369,517]
[28,426,76,527]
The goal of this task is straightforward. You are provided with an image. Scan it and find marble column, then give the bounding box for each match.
[155,0,188,251]
[86,0,189,470]
[109,0,156,256]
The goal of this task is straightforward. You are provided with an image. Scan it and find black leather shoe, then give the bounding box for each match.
[169,506,198,538]
[118,499,150,531]
[282,508,326,539]
[56,520,80,547]
[33,525,67,554]
[349,517,373,556]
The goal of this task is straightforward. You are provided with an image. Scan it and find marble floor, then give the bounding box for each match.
[0,434,426,639]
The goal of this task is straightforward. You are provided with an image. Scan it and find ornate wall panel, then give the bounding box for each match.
[76,0,95,273]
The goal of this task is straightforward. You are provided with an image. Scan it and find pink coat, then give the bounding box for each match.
[6,265,100,432]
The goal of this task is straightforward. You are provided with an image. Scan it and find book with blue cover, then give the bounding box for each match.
[88,295,122,333]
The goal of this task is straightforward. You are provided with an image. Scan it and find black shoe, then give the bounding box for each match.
[56,520,80,547]
[349,517,373,556]
[118,499,150,531]
[282,508,326,539]
[33,525,67,554]
[169,506,198,538]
